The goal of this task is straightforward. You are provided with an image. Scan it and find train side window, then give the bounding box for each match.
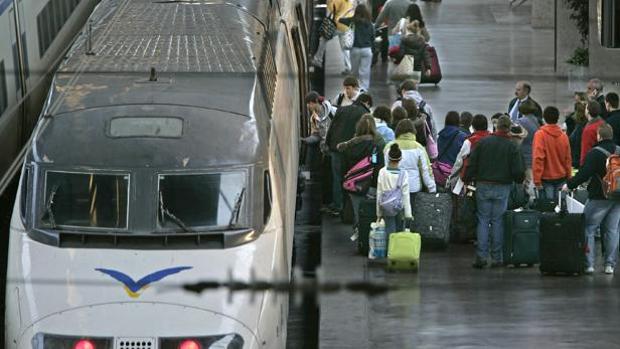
[0,61,8,115]
[264,171,272,224]
[20,167,30,221]
[290,26,309,138]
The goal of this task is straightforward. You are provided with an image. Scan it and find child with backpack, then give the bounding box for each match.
[377,143,413,244]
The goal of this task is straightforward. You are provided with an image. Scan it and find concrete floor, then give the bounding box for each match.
[317,1,620,348]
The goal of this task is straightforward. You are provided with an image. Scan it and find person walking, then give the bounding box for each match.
[339,4,375,91]
[563,123,620,274]
[312,0,355,75]
[532,106,572,200]
[374,0,413,62]
[464,116,526,268]
[325,94,373,216]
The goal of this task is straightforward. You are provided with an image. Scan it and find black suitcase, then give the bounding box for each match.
[357,197,377,255]
[412,192,452,248]
[451,194,477,243]
[539,209,585,275]
[503,210,540,267]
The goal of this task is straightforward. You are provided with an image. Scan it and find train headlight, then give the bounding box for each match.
[32,333,112,349]
[159,334,244,349]
[178,339,202,349]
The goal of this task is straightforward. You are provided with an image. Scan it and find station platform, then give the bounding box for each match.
[314,0,620,347]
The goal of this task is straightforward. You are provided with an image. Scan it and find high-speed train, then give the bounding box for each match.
[0,0,98,180]
[6,0,312,347]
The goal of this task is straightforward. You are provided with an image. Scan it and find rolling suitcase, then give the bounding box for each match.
[357,197,377,255]
[387,230,421,271]
[451,194,477,243]
[412,192,452,248]
[420,45,442,85]
[539,194,585,275]
[503,210,540,267]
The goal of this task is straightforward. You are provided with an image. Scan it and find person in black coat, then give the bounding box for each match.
[464,116,525,269]
[324,93,373,215]
[564,123,620,274]
[507,81,543,124]
[604,93,620,145]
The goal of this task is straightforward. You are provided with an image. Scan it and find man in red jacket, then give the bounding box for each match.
[532,106,572,200]
[580,101,605,166]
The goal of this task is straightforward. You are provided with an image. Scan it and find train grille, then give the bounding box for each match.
[116,337,155,349]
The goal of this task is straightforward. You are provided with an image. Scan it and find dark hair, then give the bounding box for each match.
[399,79,417,93]
[598,123,613,140]
[518,100,538,115]
[391,106,408,128]
[395,119,416,138]
[491,112,503,120]
[388,143,402,161]
[355,114,378,138]
[373,105,392,123]
[305,91,321,104]
[354,4,372,22]
[357,93,373,108]
[460,112,473,128]
[606,92,619,109]
[444,111,460,127]
[496,115,511,131]
[543,106,560,124]
[586,100,602,118]
[405,4,425,27]
[573,101,587,125]
[522,82,531,94]
[471,114,488,131]
[401,99,419,119]
[343,76,359,88]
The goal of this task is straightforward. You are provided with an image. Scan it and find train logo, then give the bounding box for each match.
[95,266,193,298]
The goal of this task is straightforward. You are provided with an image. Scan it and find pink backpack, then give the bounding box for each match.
[342,147,378,194]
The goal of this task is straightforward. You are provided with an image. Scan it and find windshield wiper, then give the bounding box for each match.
[159,192,191,233]
[228,187,246,229]
[44,184,59,229]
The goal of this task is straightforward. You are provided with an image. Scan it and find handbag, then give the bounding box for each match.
[431,132,459,187]
[388,54,415,81]
[320,11,337,40]
[342,146,378,195]
[342,26,354,50]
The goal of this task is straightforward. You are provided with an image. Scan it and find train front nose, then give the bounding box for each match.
[16,302,260,349]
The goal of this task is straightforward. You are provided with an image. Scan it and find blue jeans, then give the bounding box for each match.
[540,180,565,201]
[475,183,511,263]
[583,199,620,268]
[350,193,363,227]
[330,151,343,210]
[384,213,404,248]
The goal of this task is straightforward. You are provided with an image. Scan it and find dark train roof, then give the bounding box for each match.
[34,0,275,168]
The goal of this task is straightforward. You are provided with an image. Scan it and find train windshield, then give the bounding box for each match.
[158,171,247,230]
[42,171,130,229]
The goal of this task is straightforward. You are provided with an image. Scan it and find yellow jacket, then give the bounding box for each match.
[327,0,354,32]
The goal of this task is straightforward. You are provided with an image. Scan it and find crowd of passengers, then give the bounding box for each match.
[303,75,620,275]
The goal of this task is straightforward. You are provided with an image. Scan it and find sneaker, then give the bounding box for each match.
[350,228,359,242]
[585,266,595,274]
[472,258,487,269]
[604,265,615,274]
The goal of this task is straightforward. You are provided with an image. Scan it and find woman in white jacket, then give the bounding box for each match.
[383,119,436,208]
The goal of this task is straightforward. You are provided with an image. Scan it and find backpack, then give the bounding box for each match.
[594,146,620,199]
[342,146,378,195]
[418,100,434,136]
[379,171,405,217]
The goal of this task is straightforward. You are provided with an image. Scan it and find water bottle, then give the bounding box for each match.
[368,222,378,259]
[375,219,386,258]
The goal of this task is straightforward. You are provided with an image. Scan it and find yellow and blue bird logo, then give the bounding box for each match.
[95,266,193,298]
